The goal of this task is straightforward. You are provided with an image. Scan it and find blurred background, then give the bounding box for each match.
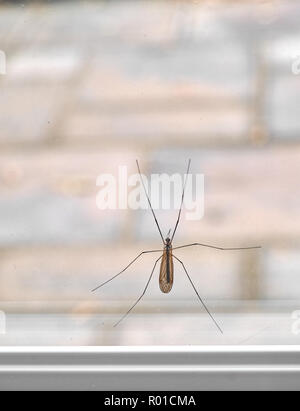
[0,0,300,346]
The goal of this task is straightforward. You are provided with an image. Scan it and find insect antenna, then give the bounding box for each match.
[136,160,165,244]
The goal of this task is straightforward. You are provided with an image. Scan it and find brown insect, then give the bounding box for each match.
[159,235,174,294]
[92,160,261,333]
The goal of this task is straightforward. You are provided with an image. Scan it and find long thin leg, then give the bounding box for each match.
[114,255,163,327]
[136,160,165,244]
[173,255,223,334]
[173,243,261,251]
[91,250,163,292]
[171,159,191,243]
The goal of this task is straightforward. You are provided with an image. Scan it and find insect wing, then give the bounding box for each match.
[159,248,174,294]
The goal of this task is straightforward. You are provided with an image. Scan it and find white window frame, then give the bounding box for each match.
[0,345,299,391]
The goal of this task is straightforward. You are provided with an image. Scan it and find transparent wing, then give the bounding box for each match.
[159,249,174,294]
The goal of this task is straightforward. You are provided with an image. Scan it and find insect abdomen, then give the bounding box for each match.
[159,247,174,293]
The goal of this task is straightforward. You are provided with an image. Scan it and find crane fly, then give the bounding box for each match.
[92,160,261,333]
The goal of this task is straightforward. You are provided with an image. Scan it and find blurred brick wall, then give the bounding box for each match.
[0,0,300,317]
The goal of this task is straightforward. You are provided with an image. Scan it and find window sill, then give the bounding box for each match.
[0,345,300,391]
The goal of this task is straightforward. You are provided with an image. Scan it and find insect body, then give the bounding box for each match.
[92,160,261,333]
[159,238,173,294]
